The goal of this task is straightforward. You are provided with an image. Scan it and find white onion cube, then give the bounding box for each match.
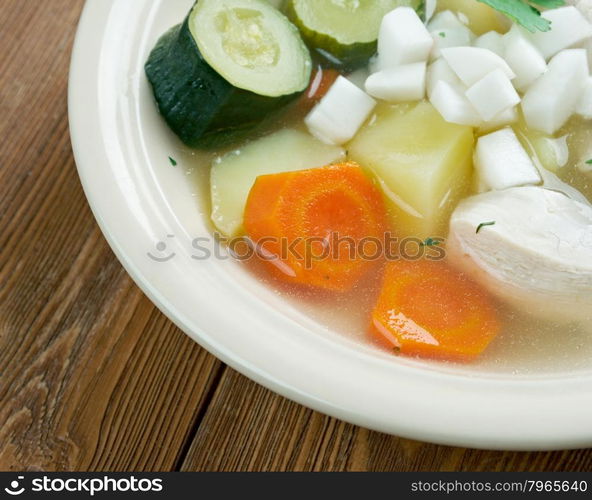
[504,27,547,91]
[473,31,505,56]
[430,28,474,59]
[529,6,592,60]
[441,47,515,86]
[365,63,426,102]
[581,37,592,69]
[478,106,519,133]
[427,11,474,59]
[427,10,467,32]
[368,54,382,74]
[546,135,570,169]
[521,49,589,134]
[346,67,371,89]
[577,77,592,119]
[426,58,464,97]
[305,76,376,145]
[475,128,542,191]
[378,7,433,68]
[465,69,521,121]
[429,80,482,126]
[425,0,437,22]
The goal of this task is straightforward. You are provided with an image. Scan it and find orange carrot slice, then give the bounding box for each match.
[298,67,340,111]
[244,162,387,292]
[370,259,501,361]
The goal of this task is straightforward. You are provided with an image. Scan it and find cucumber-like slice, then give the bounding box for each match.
[145,1,311,148]
[287,0,416,68]
[211,128,345,237]
[192,0,311,97]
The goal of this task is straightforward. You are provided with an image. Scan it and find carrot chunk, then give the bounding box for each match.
[244,162,387,292]
[370,260,501,361]
[297,67,340,111]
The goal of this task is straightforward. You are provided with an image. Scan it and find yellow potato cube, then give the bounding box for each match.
[348,102,474,239]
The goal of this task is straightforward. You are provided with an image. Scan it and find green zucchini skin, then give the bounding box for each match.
[286,2,375,70]
[145,17,300,149]
[286,0,421,70]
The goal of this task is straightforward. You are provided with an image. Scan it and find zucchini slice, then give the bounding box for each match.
[211,128,345,237]
[287,0,415,68]
[145,0,311,148]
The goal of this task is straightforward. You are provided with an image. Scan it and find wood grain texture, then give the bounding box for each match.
[1,0,591,473]
[0,0,223,472]
[181,370,592,472]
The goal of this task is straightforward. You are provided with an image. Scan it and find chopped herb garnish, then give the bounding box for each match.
[421,237,441,247]
[476,0,565,32]
[168,156,178,167]
[439,32,446,38]
[476,221,496,234]
[585,159,592,165]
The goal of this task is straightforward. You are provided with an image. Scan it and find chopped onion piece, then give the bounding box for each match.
[478,106,518,133]
[465,69,520,121]
[426,58,464,98]
[365,63,426,102]
[441,47,515,86]
[521,49,589,135]
[430,28,474,60]
[377,7,433,69]
[475,128,541,191]
[546,135,570,169]
[425,0,437,22]
[429,80,482,126]
[473,31,504,56]
[529,6,592,60]
[577,76,592,119]
[427,10,468,32]
[305,76,376,145]
[503,27,547,92]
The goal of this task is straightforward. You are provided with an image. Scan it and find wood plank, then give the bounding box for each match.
[0,0,223,471]
[3,0,592,473]
[181,369,592,472]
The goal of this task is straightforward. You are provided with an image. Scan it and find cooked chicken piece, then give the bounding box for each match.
[448,187,592,323]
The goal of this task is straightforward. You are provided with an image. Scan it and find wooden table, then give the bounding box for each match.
[1,0,591,472]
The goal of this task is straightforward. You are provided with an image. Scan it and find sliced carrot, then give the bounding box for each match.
[370,260,501,361]
[297,67,340,112]
[244,162,387,292]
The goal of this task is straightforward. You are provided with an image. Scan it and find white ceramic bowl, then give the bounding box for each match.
[69,0,592,450]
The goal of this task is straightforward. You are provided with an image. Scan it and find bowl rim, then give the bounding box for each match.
[68,0,592,451]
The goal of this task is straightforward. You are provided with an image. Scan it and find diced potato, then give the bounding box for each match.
[211,129,345,237]
[348,102,474,239]
[436,0,507,35]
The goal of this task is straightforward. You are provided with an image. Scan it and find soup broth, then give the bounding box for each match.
[147,0,592,369]
[181,108,592,375]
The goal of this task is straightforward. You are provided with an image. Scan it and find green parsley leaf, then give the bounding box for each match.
[529,0,565,8]
[439,32,446,38]
[476,0,553,32]
[586,159,592,165]
[476,221,496,234]
[168,156,178,167]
